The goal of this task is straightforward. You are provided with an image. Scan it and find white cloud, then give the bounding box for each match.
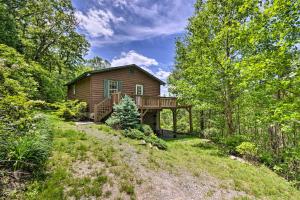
[75,0,194,45]
[111,50,158,67]
[160,85,170,97]
[75,9,124,37]
[155,68,171,81]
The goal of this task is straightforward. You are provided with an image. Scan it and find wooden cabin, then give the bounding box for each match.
[65,64,192,133]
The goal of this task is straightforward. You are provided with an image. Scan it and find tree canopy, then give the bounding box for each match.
[169,0,299,186]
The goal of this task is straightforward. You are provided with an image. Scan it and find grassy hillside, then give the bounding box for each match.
[13,114,299,200]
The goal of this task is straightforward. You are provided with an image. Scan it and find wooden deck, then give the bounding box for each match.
[111,93,180,109]
[94,92,193,133]
[134,95,177,109]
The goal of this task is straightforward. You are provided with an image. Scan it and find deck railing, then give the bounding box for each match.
[134,95,177,109]
[107,92,177,109]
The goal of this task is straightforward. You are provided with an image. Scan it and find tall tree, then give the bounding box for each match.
[86,56,111,70]
[2,0,90,73]
[170,0,259,135]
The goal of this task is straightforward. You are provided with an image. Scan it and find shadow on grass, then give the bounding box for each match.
[159,129,199,141]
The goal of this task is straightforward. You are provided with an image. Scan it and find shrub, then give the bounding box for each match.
[215,135,249,154]
[136,124,153,136]
[27,100,60,110]
[123,129,145,140]
[236,142,258,160]
[203,128,219,139]
[56,100,87,121]
[107,95,140,129]
[144,134,168,150]
[0,114,53,172]
[105,115,121,129]
[122,129,168,150]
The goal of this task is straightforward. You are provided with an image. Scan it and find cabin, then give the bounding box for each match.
[65,64,192,133]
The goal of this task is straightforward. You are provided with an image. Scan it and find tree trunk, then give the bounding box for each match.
[200,110,205,137]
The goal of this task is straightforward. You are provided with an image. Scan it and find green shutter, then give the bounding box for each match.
[104,79,109,98]
[117,81,122,92]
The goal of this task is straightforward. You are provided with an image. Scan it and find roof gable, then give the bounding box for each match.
[65,64,165,86]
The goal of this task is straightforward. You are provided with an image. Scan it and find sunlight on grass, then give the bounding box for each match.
[145,137,299,200]
[22,115,136,200]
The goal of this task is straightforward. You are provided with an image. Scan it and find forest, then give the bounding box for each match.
[166,0,299,187]
[0,0,299,197]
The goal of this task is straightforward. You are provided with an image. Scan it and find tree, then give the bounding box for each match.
[2,0,90,73]
[170,0,259,135]
[107,95,140,129]
[86,56,111,70]
[169,0,300,185]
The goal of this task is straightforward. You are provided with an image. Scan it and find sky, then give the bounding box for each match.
[72,0,196,95]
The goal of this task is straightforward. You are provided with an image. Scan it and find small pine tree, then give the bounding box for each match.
[109,95,140,129]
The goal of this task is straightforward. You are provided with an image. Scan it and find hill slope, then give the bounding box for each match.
[20,115,299,200]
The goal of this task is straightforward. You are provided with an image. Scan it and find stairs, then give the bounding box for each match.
[94,92,122,122]
[94,98,113,122]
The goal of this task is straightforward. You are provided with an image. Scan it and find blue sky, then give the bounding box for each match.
[72,0,195,95]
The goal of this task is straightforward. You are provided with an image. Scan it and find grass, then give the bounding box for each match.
[142,137,300,200]
[10,114,299,199]
[18,114,136,200]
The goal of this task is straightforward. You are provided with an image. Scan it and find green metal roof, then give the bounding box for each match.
[65,64,166,86]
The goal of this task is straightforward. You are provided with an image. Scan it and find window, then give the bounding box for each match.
[136,84,144,95]
[109,80,118,95]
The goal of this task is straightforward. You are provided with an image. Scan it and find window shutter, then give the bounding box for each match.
[104,79,109,98]
[117,81,122,92]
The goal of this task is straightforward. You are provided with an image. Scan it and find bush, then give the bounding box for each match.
[236,142,258,160]
[105,115,121,129]
[136,124,153,136]
[56,100,87,121]
[122,129,167,150]
[203,128,219,139]
[144,134,168,150]
[215,135,249,154]
[27,100,60,110]
[123,129,145,140]
[0,114,53,172]
[106,95,140,129]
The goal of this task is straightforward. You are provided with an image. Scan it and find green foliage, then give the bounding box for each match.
[123,129,145,140]
[86,56,111,70]
[236,142,258,160]
[56,100,87,121]
[211,135,249,155]
[144,134,168,150]
[0,3,19,48]
[97,124,114,134]
[0,44,66,102]
[136,124,153,136]
[107,95,140,129]
[0,114,53,172]
[169,0,300,184]
[105,115,121,129]
[123,129,167,150]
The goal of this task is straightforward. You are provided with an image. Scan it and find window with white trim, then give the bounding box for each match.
[136,84,144,95]
[109,80,118,95]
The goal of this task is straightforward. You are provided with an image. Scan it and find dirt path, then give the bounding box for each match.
[76,124,249,200]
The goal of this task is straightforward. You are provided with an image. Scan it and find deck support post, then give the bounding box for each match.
[156,110,161,134]
[172,108,177,137]
[140,109,148,124]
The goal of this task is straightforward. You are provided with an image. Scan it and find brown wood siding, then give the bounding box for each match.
[90,67,160,112]
[67,77,91,111]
